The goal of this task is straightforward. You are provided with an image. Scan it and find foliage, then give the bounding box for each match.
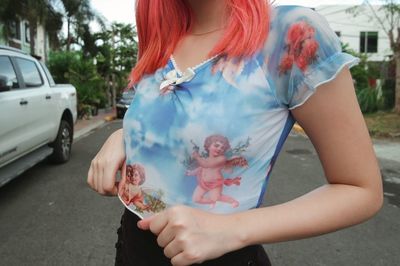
[341,43,390,113]
[382,78,395,109]
[54,0,106,51]
[48,51,106,117]
[341,43,370,91]
[347,1,400,113]
[0,0,63,52]
[96,23,138,93]
[68,54,105,107]
[93,23,138,107]
[356,87,383,113]
[47,50,80,83]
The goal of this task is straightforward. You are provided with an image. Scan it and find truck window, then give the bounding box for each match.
[15,58,43,88]
[39,61,56,87]
[0,56,19,89]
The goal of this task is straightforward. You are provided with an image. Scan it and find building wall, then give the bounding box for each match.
[316,5,394,62]
[0,20,49,61]
[35,24,49,61]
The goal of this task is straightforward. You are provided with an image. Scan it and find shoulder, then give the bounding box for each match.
[262,5,341,65]
[270,5,327,24]
[268,5,334,43]
[257,5,359,109]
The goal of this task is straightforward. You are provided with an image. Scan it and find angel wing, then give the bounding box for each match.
[225,156,248,169]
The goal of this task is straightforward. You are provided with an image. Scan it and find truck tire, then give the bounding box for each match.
[48,120,73,164]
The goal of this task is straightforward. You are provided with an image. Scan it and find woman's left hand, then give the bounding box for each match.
[137,205,242,266]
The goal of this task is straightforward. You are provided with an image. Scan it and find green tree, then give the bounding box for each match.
[348,1,400,113]
[96,23,138,107]
[0,0,23,40]
[22,0,49,55]
[342,43,384,113]
[54,0,105,51]
[48,50,106,117]
[0,0,63,54]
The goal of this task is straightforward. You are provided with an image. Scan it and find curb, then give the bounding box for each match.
[293,123,306,136]
[73,115,116,142]
[292,123,400,163]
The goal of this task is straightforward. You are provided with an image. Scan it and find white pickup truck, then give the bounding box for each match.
[0,45,77,187]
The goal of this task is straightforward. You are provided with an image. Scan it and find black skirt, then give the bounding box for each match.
[115,208,271,266]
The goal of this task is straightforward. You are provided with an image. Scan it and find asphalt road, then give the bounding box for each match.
[0,120,399,266]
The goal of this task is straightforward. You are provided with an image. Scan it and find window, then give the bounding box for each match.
[10,19,21,41]
[39,61,56,86]
[25,22,30,43]
[15,58,43,88]
[0,56,19,89]
[360,32,378,53]
[335,31,341,38]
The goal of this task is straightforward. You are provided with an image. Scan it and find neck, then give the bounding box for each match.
[186,0,228,34]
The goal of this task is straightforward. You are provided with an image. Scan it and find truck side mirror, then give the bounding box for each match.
[0,75,12,92]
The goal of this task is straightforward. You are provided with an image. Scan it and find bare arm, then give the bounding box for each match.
[192,152,226,168]
[225,67,383,246]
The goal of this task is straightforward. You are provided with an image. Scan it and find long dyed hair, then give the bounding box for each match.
[129,0,270,85]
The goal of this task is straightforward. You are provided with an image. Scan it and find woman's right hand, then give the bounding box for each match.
[87,128,125,196]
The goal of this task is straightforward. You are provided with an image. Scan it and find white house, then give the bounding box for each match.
[0,19,49,61]
[315,5,394,62]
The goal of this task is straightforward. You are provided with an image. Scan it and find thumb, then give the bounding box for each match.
[118,161,127,195]
[137,215,155,230]
[121,160,127,178]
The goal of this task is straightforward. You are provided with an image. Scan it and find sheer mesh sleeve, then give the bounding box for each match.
[265,6,360,109]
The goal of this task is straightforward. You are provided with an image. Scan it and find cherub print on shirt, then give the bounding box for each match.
[118,163,166,218]
[184,135,250,209]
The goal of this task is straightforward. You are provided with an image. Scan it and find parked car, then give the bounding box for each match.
[0,45,77,187]
[116,89,135,119]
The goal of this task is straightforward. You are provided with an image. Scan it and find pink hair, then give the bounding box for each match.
[129,0,270,85]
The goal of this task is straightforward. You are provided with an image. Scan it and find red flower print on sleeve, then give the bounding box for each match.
[279,21,319,74]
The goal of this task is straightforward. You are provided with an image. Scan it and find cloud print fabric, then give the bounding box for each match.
[119,5,360,219]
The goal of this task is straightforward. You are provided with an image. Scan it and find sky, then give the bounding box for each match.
[91,0,376,26]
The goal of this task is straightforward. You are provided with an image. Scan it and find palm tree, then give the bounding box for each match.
[96,22,138,107]
[45,5,64,50]
[54,0,105,51]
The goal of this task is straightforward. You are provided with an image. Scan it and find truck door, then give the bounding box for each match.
[12,57,54,151]
[0,56,28,166]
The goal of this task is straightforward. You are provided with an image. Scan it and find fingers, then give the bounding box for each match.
[171,252,201,266]
[149,211,170,235]
[87,162,94,189]
[87,129,126,196]
[117,161,127,194]
[137,212,168,234]
[102,162,119,195]
[87,155,119,196]
[157,223,176,248]
[163,238,182,260]
[96,159,104,193]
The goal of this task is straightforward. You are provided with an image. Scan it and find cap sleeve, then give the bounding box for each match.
[265,6,360,109]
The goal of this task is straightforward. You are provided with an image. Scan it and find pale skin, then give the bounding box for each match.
[87,0,383,265]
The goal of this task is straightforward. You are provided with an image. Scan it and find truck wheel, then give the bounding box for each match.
[49,120,72,164]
